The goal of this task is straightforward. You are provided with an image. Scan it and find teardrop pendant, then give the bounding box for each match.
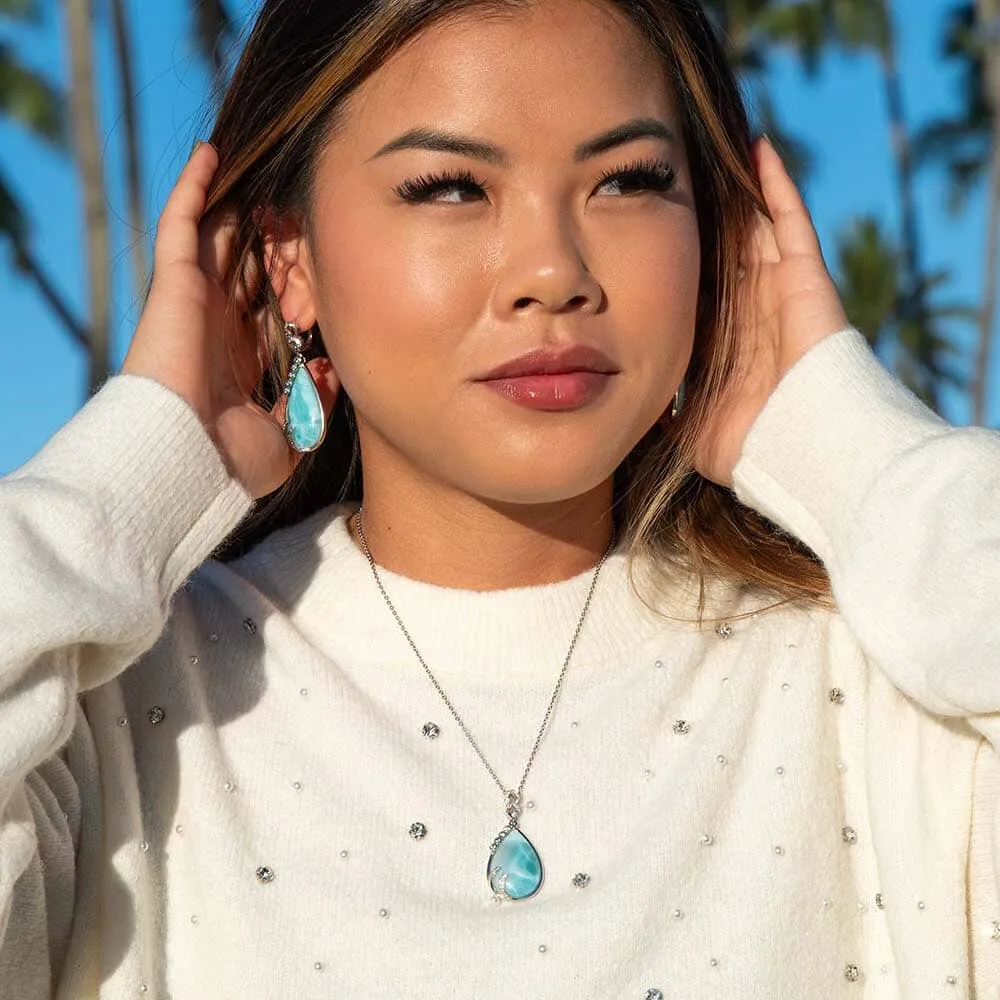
[283,357,326,452]
[488,825,543,900]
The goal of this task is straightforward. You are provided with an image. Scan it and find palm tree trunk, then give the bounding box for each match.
[63,0,111,398]
[974,0,1000,426]
[881,2,939,406]
[110,0,149,299]
[882,52,922,294]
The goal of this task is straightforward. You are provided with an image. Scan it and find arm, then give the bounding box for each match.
[732,327,1000,718]
[0,374,251,984]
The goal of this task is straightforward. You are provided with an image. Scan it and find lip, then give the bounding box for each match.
[476,344,619,381]
[481,371,613,410]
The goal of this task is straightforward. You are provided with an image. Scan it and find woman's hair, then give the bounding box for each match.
[204,0,833,619]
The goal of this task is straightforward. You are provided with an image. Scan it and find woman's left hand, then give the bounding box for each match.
[692,136,850,488]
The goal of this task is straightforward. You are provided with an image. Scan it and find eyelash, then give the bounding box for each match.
[393,157,677,203]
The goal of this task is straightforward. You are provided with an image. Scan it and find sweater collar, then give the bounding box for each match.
[239,501,709,683]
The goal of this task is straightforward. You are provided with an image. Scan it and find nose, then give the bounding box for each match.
[492,212,604,318]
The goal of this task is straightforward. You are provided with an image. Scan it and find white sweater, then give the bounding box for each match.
[2,328,999,1000]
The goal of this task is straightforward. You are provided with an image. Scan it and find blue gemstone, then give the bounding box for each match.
[488,827,543,900]
[285,365,325,452]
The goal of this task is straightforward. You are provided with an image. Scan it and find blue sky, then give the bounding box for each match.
[0,0,995,475]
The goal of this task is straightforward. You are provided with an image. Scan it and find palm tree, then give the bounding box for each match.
[63,0,110,396]
[3,0,236,401]
[75,0,234,395]
[106,0,235,308]
[748,0,963,411]
[701,0,814,180]
[109,0,147,301]
[835,215,970,405]
[975,0,1000,424]
[915,2,998,424]
[0,0,89,348]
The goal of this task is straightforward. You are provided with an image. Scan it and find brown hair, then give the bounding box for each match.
[203,0,833,620]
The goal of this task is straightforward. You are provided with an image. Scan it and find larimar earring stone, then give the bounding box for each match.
[488,826,543,900]
[282,323,326,453]
[285,363,325,451]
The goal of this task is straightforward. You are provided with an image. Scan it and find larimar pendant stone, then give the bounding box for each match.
[284,363,326,452]
[488,826,543,900]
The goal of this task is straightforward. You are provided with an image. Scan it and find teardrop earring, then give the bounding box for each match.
[282,321,327,453]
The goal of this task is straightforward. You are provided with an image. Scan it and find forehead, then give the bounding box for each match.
[333,0,677,153]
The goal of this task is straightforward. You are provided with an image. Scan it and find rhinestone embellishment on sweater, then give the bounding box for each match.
[147,706,165,726]
[422,722,441,739]
[409,822,427,840]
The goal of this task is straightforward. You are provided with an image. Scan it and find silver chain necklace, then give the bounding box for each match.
[353,507,616,902]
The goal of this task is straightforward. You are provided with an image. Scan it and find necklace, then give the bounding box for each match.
[353,507,616,902]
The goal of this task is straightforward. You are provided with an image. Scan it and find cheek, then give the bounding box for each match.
[309,200,490,406]
[596,209,701,384]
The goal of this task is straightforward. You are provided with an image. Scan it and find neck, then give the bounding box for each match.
[349,477,616,592]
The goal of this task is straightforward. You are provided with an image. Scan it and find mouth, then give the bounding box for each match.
[478,370,615,411]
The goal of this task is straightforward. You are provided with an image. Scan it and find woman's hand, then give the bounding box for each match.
[692,136,849,488]
[121,141,338,499]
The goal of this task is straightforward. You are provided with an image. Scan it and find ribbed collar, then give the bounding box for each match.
[236,502,713,683]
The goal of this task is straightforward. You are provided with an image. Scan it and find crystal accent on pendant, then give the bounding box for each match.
[488,827,543,900]
[284,361,326,452]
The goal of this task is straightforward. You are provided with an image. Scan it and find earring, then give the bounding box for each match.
[282,321,327,452]
[670,378,686,419]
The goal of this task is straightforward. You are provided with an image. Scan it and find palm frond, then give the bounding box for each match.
[0,43,65,144]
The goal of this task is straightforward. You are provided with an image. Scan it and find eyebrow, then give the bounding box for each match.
[368,117,676,167]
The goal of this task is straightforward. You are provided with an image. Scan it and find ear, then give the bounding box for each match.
[259,208,319,330]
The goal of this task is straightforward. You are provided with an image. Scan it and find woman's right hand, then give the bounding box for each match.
[122,141,338,499]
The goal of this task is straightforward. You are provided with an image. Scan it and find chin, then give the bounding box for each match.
[461,465,618,508]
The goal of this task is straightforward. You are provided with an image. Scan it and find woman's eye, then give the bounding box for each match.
[394,170,486,203]
[595,159,677,197]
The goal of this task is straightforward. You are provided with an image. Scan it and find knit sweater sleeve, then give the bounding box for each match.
[732,327,1000,719]
[0,375,252,988]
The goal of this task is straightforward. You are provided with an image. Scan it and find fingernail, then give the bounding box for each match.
[761,133,773,147]
[190,139,203,157]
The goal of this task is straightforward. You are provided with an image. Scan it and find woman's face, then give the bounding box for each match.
[291,0,700,507]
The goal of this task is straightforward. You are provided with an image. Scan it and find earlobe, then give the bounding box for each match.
[260,210,319,330]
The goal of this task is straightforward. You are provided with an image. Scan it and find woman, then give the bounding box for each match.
[2,0,997,996]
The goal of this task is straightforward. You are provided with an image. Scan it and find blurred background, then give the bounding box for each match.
[1,0,999,476]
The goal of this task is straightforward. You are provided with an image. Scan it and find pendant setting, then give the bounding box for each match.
[282,323,326,453]
[487,791,543,901]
